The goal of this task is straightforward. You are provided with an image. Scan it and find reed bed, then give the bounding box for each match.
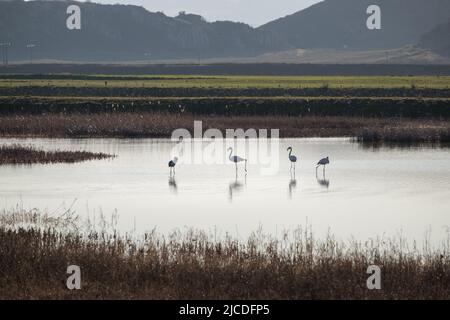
[0,113,449,144]
[0,144,114,165]
[1,96,449,118]
[357,125,450,144]
[1,86,449,98]
[0,208,449,299]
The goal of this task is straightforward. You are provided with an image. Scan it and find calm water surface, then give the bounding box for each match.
[1,138,449,245]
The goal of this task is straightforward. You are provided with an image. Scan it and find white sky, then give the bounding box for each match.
[81,0,323,27]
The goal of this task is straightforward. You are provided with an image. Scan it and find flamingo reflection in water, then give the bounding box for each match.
[168,175,178,194]
[229,171,247,201]
[288,170,298,199]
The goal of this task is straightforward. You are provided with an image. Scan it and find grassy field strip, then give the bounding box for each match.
[1,96,449,101]
[1,75,449,89]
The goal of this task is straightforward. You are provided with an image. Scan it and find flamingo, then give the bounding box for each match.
[168,156,178,174]
[287,147,297,171]
[316,156,330,174]
[227,147,247,173]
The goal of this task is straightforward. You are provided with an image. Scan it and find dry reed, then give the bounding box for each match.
[0,144,114,165]
[0,113,449,143]
[0,209,449,299]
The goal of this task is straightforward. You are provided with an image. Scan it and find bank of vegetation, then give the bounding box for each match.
[0,113,449,144]
[0,75,448,144]
[0,145,114,165]
[0,209,449,299]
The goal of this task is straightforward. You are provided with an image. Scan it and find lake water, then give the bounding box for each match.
[1,138,449,246]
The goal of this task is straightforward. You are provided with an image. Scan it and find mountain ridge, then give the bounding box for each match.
[0,0,449,62]
[0,1,288,61]
[259,0,450,50]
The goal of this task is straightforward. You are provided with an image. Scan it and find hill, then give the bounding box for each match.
[0,1,287,61]
[259,0,450,50]
[419,20,450,57]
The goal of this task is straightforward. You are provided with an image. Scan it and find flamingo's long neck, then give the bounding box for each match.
[288,149,292,158]
[228,148,233,160]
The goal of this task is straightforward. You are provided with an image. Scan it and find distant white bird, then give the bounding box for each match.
[316,156,330,173]
[168,156,178,174]
[228,147,247,172]
[287,147,298,170]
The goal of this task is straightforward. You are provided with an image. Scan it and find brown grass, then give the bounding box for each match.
[0,209,449,300]
[0,144,114,165]
[357,125,450,144]
[0,113,449,143]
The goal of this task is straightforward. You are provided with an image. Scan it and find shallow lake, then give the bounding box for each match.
[1,138,449,246]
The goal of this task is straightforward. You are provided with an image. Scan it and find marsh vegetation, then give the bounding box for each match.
[0,144,114,165]
[0,113,449,143]
[0,75,449,118]
[0,75,449,144]
[0,209,449,299]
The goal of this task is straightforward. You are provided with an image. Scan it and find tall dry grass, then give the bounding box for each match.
[0,144,114,164]
[357,125,450,144]
[0,113,449,143]
[0,208,449,299]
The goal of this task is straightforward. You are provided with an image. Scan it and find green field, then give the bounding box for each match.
[0,74,449,142]
[1,75,450,89]
[0,73,449,120]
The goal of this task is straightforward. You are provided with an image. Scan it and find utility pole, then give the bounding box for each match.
[144,52,151,64]
[0,42,11,67]
[26,44,36,64]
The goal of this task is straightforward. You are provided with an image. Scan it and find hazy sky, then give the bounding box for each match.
[85,0,323,27]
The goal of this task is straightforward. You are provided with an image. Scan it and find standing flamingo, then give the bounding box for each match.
[316,156,330,174]
[168,156,178,175]
[227,147,247,173]
[287,147,298,171]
